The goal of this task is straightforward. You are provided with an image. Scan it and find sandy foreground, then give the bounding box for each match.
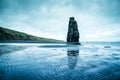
[0,42,120,80]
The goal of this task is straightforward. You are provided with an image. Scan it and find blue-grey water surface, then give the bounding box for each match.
[0,42,120,80]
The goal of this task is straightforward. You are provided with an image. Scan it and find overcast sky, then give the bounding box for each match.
[0,0,120,41]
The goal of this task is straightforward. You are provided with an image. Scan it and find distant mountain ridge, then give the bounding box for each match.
[0,27,64,43]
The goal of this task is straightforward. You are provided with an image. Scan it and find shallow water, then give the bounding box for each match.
[0,42,120,80]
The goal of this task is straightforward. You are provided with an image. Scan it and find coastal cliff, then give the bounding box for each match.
[0,27,63,43]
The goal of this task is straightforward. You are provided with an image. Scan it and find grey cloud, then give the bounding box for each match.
[1,0,120,17]
[0,0,67,14]
[65,0,120,18]
[0,0,120,41]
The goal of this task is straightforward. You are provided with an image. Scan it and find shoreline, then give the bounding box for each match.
[0,40,65,43]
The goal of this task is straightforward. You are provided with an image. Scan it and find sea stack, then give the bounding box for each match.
[67,17,80,44]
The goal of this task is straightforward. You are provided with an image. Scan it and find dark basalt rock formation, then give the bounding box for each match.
[67,17,80,44]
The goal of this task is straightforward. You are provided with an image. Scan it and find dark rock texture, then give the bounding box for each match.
[67,17,79,43]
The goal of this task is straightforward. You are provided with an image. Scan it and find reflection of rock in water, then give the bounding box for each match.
[104,46,111,48]
[67,49,79,69]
